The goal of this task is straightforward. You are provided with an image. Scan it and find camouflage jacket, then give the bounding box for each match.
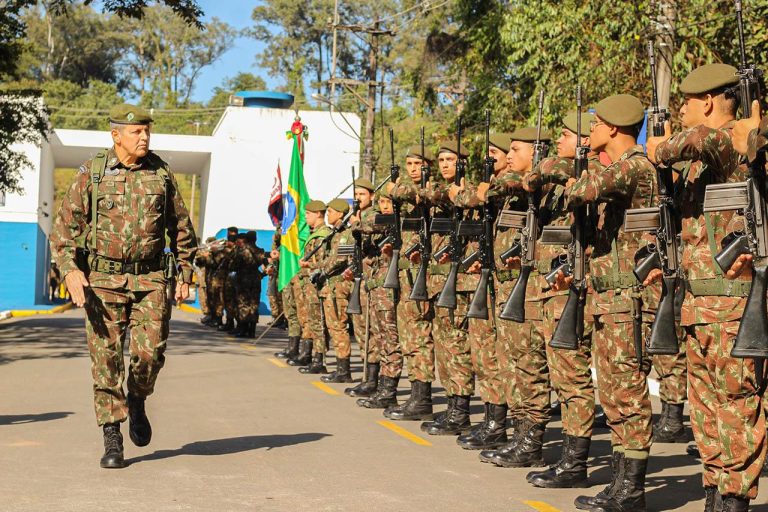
[50,147,196,288]
[317,222,353,298]
[301,225,332,281]
[747,115,768,163]
[655,120,748,324]
[231,244,267,281]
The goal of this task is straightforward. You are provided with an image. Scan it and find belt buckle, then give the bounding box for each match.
[106,260,120,273]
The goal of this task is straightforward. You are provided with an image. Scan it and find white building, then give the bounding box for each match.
[0,93,361,310]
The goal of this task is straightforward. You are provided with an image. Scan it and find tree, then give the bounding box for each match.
[208,72,268,108]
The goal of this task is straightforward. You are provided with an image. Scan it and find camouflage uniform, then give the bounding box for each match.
[268,229,283,319]
[232,243,266,326]
[208,243,232,319]
[301,224,332,354]
[50,147,196,426]
[316,223,352,358]
[655,121,765,499]
[349,207,379,364]
[285,275,302,338]
[368,258,402,379]
[653,353,687,405]
[194,245,213,316]
[565,145,657,451]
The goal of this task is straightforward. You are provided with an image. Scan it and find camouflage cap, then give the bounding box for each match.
[305,200,327,212]
[510,126,552,143]
[680,63,739,94]
[595,94,645,127]
[437,139,469,158]
[354,177,375,191]
[406,145,434,162]
[109,103,153,125]
[563,110,594,137]
[377,189,392,200]
[489,133,512,151]
[327,198,350,213]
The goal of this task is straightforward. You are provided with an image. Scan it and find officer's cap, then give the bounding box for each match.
[305,200,327,212]
[680,63,739,95]
[109,104,153,125]
[509,126,551,143]
[354,178,375,192]
[489,133,512,152]
[437,140,469,158]
[563,110,594,137]
[595,94,645,127]
[327,198,350,214]
[406,145,434,162]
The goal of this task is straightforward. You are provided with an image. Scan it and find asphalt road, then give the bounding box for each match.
[1,308,767,511]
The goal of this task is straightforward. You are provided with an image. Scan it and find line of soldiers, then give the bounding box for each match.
[194,227,269,338]
[268,61,768,512]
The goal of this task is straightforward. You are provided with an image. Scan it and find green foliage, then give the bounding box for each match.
[43,79,124,129]
[208,72,267,108]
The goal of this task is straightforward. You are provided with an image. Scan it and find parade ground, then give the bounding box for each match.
[2,308,767,512]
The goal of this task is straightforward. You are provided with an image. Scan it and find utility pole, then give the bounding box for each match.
[330,0,340,102]
[652,0,676,109]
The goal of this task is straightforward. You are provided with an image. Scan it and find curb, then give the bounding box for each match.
[1,302,75,321]
[178,303,202,314]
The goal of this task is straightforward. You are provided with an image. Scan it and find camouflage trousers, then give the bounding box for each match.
[433,292,474,397]
[235,276,261,323]
[351,290,379,364]
[281,278,301,338]
[302,280,325,354]
[545,294,596,438]
[497,300,550,425]
[593,312,652,450]
[397,269,435,383]
[371,287,402,378]
[653,352,687,404]
[268,281,283,319]
[292,277,310,340]
[686,322,766,499]
[208,271,225,317]
[223,274,237,321]
[322,292,351,358]
[197,269,209,316]
[467,291,502,404]
[85,279,168,426]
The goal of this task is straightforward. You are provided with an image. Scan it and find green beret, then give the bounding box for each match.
[327,198,350,213]
[437,139,469,158]
[377,189,392,200]
[509,126,551,143]
[354,178,375,191]
[680,63,739,95]
[305,200,327,212]
[595,94,645,127]
[489,133,512,152]
[563,110,594,137]
[109,103,153,125]
[406,145,434,162]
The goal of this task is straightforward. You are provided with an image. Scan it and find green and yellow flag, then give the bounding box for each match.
[278,119,310,291]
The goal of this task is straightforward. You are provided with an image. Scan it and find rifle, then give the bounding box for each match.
[499,91,549,322]
[346,165,364,315]
[702,0,767,359]
[373,127,402,290]
[409,127,433,301]
[436,117,467,309]
[622,40,679,359]
[467,110,498,319]
[548,85,589,350]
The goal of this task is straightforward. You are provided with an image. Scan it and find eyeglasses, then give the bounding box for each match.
[589,120,605,131]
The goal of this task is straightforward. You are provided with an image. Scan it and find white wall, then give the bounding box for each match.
[0,141,43,225]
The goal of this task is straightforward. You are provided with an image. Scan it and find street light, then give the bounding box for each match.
[311,93,361,141]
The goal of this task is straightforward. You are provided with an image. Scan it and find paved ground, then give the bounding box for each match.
[1,308,767,512]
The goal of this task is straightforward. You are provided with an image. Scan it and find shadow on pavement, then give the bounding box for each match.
[129,433,332,465]
[0,411,74,425]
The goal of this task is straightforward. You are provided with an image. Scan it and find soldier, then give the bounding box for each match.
[194,236,217,324]
[50,104,196,468]
[651,352,689,443]
[647,64,765,512]
[384,146,437,421]
[266,226,286,329]
[273,229,304,360]
[219,228,240,334]
[231,231,267,338]
[207,227,238,330]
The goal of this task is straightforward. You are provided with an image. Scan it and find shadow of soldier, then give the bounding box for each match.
[128,433,332,465]
[0,411,74,426]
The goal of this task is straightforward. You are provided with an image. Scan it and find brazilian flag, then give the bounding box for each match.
[278,120,310,291]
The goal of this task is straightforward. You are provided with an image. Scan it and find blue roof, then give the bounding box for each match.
[234,91,294,109]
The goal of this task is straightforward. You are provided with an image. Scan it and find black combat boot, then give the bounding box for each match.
[653,401,669,434]
[421,395,454,432]
[653,402,689,443]
[721,495,749,512]
[583,456,647,512]
[575,450,625,510]
[100,422,126,469]
[126,393,152,447]
[426,395,471,435]
[200,314,212,325]
[385,380,433,421]
[287,340,312,366]
[299,353,327,374]
[686,443,700,458]
[321,357,354,383]
[549,399,562,417]
[478,416,523,464]
[357,375,399,408]
[234,321,250,338]
[457,403,508,450]
[594,404,608,429]
[275,336,300,359]
[249,321,257,337]
[528,435,591,488]
[345,362,379,397]
[218,317,235,332]
[206,315,222,328]
[703,486,723,512]
[493,419,546,468]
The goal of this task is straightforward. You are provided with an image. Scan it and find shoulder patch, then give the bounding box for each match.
[78,165,88,174]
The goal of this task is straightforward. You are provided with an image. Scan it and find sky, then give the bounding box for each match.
[191,0,280,103]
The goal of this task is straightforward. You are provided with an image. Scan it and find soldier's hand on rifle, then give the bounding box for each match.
[381,243,394,257]
[502,256,521,271]
[476,182,490,202]
[437,252,451,264]
[265,266,275,276]
[448,178,465,201]
[385,181,396,195]
[550,268,573,292]
[643,268,663,287]
[175,282,189,303]
[409,250,421,264]
[343,268,354,281]
[299,260,310,269]
[726,253,754,279]
[733,100,762,156]
[646,120,672,164]
[270,249,279,259]
[466,260,482,274]
[64,269,90,307]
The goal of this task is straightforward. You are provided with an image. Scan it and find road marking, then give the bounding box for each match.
[268,358,288,368]
[523,501,561,512]
[311,381,340,395]
[239,343,256,350]
[377,420,432,446]
[7,441,43,447]
[178,303,202,314]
